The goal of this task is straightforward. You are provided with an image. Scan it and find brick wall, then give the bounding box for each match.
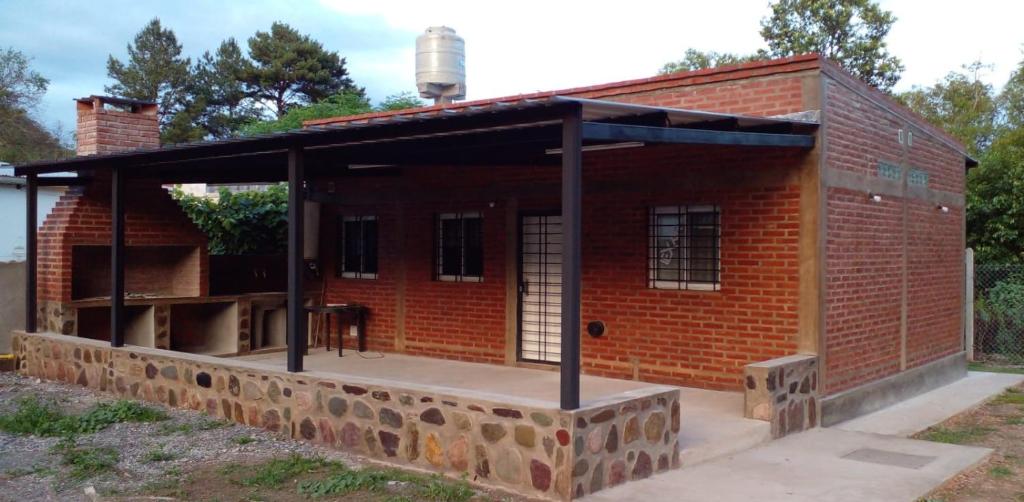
[319,144,806,390]
[75,97,159,156]
[37,179,209,303]
[821,71,966,394]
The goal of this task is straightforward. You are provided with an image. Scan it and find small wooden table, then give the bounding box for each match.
[306,304,368,356]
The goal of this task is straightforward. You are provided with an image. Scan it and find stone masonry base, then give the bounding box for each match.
[13,331,679,500]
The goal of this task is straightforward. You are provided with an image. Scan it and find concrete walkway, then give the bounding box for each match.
[584,428,990,502]
[835,371,1024,436]
[676,387,770,467]
[585,371,1024,502]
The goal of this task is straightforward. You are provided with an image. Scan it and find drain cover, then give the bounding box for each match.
[841,448,937,469]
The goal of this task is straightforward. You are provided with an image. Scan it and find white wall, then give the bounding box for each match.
[0,184,62,262]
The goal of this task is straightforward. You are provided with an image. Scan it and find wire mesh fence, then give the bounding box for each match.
[973,263,1024,365]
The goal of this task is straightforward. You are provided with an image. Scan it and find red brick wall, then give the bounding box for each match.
[589,73,811,116]
[75,98,159,156]
[37,179,209,303]
[822,72,966,394]
[319,145,806,390]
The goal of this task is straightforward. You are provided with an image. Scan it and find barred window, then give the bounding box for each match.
[337,215,378,279]
[649,205,721,290]
[437,212,483,282]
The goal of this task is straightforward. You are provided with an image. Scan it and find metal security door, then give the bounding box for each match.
[519,214,562,363]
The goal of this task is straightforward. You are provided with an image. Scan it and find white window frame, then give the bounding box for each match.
[340,215,378,280]
[648,205,721,291]
[437,211,484,283]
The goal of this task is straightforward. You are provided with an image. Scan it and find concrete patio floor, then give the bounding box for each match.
[236,348,770,464]
[583,370,1023,502]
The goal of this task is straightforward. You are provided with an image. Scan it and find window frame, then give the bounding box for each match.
[337,215,379,280]
[436,211,484,283]
[648,205,721,291]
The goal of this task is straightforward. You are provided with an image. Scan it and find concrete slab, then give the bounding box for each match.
[834,371,1024,437]
[582,428,991,502]
[238,349,661,408]
[676,387,771,467]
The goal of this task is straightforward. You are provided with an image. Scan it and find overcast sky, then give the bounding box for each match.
[2,0,1022,136]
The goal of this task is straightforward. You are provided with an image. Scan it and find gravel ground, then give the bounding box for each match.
[0,371,366,502]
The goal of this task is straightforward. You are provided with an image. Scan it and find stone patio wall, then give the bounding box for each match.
[13,331,679,500]
[743,354,819,438]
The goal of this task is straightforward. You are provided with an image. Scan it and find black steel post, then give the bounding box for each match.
[560,105,582,410]
[287,146,306,372]
[25,174,37,332]
[110,168,125,347]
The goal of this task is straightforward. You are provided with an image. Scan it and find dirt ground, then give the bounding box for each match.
[917,382,1024,502]
[0,372,520,502]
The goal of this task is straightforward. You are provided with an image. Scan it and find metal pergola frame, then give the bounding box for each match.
[15,96,817,410]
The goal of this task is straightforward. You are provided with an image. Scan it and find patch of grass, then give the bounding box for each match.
[969,362,1024,375]
[417,475,475,502]
[918,425,995,444]
[158,417,229,435]
[1006,416,1024,426]
[231,435,256,445]
[73,399,168,433]
[3,465,54,478]
[0,396,70,436]
[993,388,1024,406]
[298,467,393,497]
[0,396,167,437]
[239,455,333,488]
[990,465,1014,479]
[144,446,177,463]
[54,438,119,480]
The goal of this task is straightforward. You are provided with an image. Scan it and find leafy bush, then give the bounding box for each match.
[981,273,1024,361]
[0,396,167,437]
[173,184,288,255]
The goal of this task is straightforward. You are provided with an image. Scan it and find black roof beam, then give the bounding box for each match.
[581,122,815,148]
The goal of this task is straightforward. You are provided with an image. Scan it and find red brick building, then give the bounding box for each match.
[18,54,972,426]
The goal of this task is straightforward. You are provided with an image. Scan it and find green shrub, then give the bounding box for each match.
[172,184,288,255]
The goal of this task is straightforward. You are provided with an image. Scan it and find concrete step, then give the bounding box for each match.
[675,387,772,468]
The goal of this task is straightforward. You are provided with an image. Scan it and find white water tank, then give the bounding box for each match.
[416,26,466,104]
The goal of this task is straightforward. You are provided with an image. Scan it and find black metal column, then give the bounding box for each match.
[287,146,306,372]
[25,174,37,332]
[110,168,125,347]
[560,105,582,410]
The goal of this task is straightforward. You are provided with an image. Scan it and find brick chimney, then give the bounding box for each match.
[75,95,159,156]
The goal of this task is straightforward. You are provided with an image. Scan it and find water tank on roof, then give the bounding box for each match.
[416,26,466,105]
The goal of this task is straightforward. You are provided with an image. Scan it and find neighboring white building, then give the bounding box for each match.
[0,163,64,262]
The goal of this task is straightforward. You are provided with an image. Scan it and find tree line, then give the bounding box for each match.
[105,19,423,144]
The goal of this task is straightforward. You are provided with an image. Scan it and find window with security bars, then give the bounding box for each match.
[436,212,483,282]
[337,215,378,279]
[649,205,721,290]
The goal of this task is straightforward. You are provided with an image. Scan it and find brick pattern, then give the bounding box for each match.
[822,78,965,394]
[37,179,209,304]
[319,145,804,391]
[75,99,159,156]
[597,74,810,116]
[906,200,963,368]
[824,187,903,393]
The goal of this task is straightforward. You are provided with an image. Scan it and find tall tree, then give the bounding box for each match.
[105,18,191,127]
[378,91,424,111]
[967,128,1024,263]
[189,38,260,139]
[0,47,48,111]
[240,22,360,118]
[0,48,69,162]
[659,49,761,75]
[898,62,998,157]
[1001,57,1024,129]
[760,0,904,90]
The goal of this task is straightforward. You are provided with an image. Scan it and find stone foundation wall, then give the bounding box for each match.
[13,332,678,500]
[569,391,679,498]
[743,354,819,438]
